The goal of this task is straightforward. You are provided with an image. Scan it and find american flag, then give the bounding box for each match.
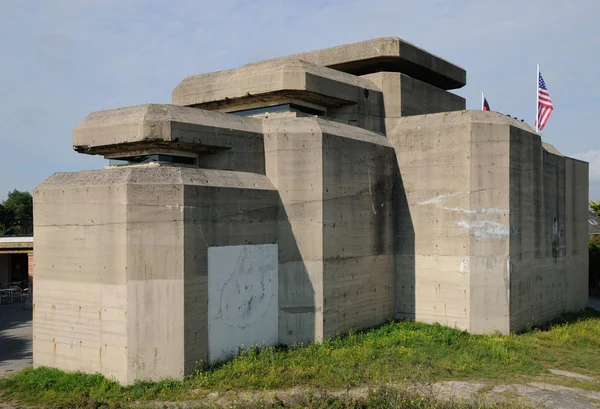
[536,71,553,131]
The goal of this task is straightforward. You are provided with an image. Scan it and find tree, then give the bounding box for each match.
[592,200,600,217]
[1,190,33,235]
[0,204,12,235]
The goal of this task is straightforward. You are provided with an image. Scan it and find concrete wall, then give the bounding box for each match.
[565,158,589,311]
[123,167,186,383]
[389,111,480,331]
[320,121,395,338]
[33,170,130,383]
[466,120,512,334]
[33,168,185,384]
[362,72,465,118]
[181,168,278,372]
[388,110,589,333]
[508,137,589,331]
[263,117,326,344]
[34,166,279,383]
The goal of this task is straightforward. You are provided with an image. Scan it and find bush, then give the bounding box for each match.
[590,236,600,290]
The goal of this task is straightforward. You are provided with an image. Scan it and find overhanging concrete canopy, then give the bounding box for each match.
[172,59,383,112]
[73,104,262,156]
[258,37,466,90]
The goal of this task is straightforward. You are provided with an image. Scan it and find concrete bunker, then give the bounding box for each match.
[33,37,589,384]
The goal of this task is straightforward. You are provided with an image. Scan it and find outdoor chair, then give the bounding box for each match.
[21,287,30,302]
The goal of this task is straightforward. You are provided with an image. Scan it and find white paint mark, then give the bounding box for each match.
[459,259,470,274]
[368,168,376,215]
[208,244,278,363]
[444,207,509,215]
[372,46,381,54]
[457,220,516,238]
[165,204,199,211]
[197,223,209,248]
[418,191,467,205]
[165,204,183,211]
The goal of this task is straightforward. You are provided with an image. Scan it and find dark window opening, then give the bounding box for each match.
[109,154,196,167]
[231,103,324,117]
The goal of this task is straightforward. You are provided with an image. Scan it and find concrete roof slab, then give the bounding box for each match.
[259,37,466,90]
[172,59,382,111]
[73,104,262,155]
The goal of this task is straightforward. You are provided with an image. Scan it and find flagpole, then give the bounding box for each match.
[481,91,484,111]
[535,64,540,133]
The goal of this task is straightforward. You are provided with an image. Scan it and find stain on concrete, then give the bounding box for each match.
[456,220,517,238]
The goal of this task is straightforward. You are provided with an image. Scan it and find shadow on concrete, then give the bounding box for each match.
[183,185,313,371]
[0,301,32,373]
[393,158,416,321]
[276,195,315,345]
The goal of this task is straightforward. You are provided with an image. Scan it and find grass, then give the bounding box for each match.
[1,308,599,408]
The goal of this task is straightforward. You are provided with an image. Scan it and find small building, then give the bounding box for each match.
[0,236,33,287]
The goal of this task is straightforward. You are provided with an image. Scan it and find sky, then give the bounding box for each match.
[0,0,598,201]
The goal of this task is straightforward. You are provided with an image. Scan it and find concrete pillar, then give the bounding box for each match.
[263,116,395,343]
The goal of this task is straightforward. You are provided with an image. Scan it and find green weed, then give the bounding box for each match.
[1,308,599,408]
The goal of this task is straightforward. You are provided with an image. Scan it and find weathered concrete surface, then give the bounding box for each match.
[173,60,386,133]
[0,303,32,377]
[362,72,465,117]
[565,157,589,312]
[33,166,279,383]
[388,110,587,333]
[73,105,265,174]
[263,117,395,343]
[258,37,466,90]
[509,139,588,330]
[33,37,590,385]
[173,60,382,110]
[181,169,278,372]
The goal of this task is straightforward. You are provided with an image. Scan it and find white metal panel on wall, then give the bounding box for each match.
[207,244,278,362]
